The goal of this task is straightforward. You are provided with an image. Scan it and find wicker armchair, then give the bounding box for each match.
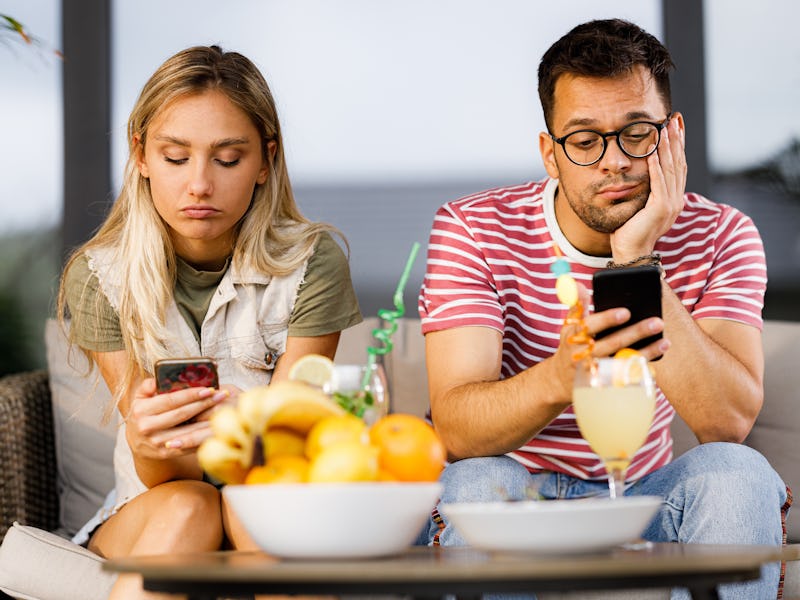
[0,370,59,540]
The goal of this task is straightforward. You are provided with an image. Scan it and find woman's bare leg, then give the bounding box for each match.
[90,479,223,600]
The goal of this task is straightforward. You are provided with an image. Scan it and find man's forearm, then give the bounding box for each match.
[432,356,573,461]
[655,282,763,443]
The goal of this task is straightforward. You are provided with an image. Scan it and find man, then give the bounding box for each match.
[417,19,788,599]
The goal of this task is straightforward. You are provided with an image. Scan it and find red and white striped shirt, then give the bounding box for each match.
[418,177,766,482]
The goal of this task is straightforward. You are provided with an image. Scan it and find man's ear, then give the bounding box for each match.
[134,135,149,178]
[539,131,560,179]
[257,140,277,185]
[672,111,686,142]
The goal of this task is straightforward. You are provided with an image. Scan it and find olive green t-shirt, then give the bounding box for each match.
[65,232,362,351]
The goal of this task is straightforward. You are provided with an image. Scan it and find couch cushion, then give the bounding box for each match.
[745,320,800,542]
[45,319,117,538]
[0,522,115,600]
[670,320,800,542]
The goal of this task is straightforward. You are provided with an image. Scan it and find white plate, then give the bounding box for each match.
[440,495,662,554]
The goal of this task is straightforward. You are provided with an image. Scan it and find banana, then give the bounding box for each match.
[197,380,345,484]
[210,405,254,450]
[196,437,250,485]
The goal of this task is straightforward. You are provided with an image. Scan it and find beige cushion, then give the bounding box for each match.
[0,523,115,600]
[746,320,800,542]
[45,319,117,538]
[670,320,800,542]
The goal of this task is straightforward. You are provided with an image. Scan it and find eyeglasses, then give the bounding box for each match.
[549,113,673,166]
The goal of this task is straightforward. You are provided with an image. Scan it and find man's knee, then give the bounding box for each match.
[678,442,785,498]
[440,455,532,503]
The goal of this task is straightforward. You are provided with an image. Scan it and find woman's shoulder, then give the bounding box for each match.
[64,252,90,279]
[314,230,347,259]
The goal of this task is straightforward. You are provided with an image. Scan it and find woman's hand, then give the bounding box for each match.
[124,378,229,459]
[192,383,241,423]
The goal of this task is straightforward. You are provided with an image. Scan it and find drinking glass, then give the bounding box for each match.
[572,355,656,499]
[325,362,390,425]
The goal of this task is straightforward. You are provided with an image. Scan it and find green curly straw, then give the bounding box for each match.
[362,242,421,389]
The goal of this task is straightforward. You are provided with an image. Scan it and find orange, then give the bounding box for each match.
[305,413,369,460]
[611,349,648,386]
[245,455,310,484]
[369,413,446,482]
[307,440,379,483]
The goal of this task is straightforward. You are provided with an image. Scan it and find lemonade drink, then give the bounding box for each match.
[573,385,655,472]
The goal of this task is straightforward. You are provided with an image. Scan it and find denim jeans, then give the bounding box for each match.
[416,442,788,600]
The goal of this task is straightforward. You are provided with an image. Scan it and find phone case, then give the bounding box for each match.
[592,265,662,350]
[155,358,219,393]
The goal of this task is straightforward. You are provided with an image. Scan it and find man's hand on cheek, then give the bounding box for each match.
[611,118,687,258]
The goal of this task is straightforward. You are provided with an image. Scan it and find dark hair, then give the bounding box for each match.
[537,19,675,130]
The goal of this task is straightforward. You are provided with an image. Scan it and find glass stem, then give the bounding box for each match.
[608,467,626,499]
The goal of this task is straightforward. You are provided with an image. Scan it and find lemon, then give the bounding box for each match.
[264,427,307,458]
[555,273,578,306]
[305,413,369,460]
[308,440,379,483]
[288,354,335,388]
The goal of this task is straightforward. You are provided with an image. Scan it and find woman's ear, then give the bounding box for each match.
[257,140,277,185]
[134,135,149,178]
[539,131,560,180]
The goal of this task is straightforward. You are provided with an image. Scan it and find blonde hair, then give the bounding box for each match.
[57,45,340,408]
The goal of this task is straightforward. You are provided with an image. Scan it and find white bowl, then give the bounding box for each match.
[223,481,442,558]
[440,495,662,554]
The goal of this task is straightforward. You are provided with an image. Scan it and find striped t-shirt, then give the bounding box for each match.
[418,177,766,482]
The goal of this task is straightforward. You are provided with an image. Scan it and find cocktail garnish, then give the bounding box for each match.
[551,244,594,362]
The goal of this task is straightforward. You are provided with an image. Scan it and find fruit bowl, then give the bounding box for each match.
[223,481,442,558]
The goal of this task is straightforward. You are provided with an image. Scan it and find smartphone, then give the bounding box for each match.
[592,265,662,351]
[155,357,219,393]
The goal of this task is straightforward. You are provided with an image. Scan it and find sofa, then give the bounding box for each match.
[0,318,798,600]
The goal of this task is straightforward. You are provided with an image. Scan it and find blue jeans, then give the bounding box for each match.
[416,442,788,600]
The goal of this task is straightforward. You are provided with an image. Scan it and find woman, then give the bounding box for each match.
[57,45,362,599]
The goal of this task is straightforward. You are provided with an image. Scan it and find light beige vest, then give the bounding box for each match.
[85,246,306,506]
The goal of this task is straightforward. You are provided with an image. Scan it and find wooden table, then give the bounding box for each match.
[103,542,796,600]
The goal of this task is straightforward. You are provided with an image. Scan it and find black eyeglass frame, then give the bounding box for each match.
[549,112,674,166]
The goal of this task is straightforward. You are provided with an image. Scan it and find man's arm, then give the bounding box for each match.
[608,114,764,444]
[653,284,764,443]
[426,299,650,461]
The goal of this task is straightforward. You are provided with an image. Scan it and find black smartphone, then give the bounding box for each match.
[592,265,662,351]
[154,358,219,393]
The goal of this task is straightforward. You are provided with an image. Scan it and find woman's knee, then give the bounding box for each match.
[160,479,222,522]
[152,480,224,545]
[91,480,223,556]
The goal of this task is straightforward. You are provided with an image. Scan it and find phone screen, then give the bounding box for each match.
[155,358,219,393]
[592,265,662,351]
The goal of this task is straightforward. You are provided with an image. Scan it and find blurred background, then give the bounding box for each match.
[1,0,798,374]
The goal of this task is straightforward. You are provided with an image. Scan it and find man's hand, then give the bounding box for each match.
[611,115,687,261]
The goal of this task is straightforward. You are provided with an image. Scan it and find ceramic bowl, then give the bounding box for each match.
[224,481,442,558]
[440,495,662,553]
